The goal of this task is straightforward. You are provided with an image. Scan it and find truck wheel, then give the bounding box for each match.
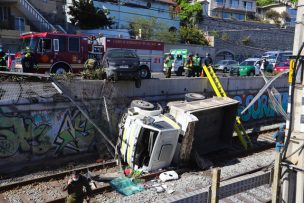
[139,66,151,79]
[185,93,205,102]
[176,67,183,76]
[248,71,254,76]
[131,100,154,110]
[51,64,70,75]
[223,67,228,73]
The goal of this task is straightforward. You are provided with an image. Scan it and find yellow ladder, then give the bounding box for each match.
[202,65,252,150]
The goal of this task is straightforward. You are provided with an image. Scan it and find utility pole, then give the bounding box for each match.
[281,1,304,202]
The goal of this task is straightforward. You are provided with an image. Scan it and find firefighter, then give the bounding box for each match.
[193,53,201,77]
[164,53,173,78]
[185,54,194,77]
[272,124,285,152]
[0,45,7,71]
[22,47,37,72]
[204,53,213,68]
[63,171,92,203]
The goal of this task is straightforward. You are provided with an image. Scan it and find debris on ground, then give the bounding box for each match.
[159,171,179,182]
[110,176,145,196]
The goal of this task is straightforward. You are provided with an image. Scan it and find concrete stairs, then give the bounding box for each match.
[16,0,58,32]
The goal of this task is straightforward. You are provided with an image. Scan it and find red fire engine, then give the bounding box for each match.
[14,32,164,78]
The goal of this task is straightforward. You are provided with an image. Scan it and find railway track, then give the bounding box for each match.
[0,129,277,203]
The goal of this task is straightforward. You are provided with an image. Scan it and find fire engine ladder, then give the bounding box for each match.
[202,65,252,150]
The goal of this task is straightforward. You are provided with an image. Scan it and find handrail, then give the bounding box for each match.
[18,0,56,31]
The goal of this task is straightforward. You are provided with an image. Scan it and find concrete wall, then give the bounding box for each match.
[199,17,295,62]
[0,76,289,172]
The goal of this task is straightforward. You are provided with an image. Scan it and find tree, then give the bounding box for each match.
[129,18,180,43]
[180,25,209,45]
[265,10,281,24]
[68,0,113,29]
[256,0,274,6]
[176,0,203,25]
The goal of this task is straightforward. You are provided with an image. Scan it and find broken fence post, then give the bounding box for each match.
[272,151,282,203]
[211,168,221,203]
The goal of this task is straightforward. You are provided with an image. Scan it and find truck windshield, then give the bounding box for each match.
[19,38,38,51]
[134,127,159,167]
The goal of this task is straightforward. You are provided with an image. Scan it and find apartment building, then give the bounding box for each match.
[65,0,180,30]
[198,0,257,21]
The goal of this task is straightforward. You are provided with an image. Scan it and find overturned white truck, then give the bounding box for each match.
[117,96,239,171]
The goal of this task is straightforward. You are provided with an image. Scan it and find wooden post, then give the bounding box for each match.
[272,151,282,203]
[211,168,221,203]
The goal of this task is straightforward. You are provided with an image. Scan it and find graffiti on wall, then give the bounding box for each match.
[0,113,52,158]
[0,107,97,158]
[233,92,288,122]
[54,109,96,154]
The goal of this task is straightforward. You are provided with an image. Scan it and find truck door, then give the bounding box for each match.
[37,38,54,65]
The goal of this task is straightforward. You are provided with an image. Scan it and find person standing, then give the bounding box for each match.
[164,54,173,78]
[193,53,202,77]
[272,124,285,152]
[185,54,194,77]
[0,45,7,71]
[204,53,213,68]
[63,171,92,203]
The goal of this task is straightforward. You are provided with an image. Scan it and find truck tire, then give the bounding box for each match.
[130,100,154,110]
[139,65,151,79]
[185,93,205,102]
[248,71,254,76]
[51,63,70,75]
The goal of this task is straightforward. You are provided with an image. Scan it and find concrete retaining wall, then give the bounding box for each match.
[0,76,289,172]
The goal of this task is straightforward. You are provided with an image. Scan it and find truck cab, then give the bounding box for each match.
[118,96,239,171]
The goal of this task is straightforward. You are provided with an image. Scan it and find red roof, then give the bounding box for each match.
[156,0,177,5]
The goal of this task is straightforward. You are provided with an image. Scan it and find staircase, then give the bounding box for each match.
[202,65,253,150]
[16,0,56,32]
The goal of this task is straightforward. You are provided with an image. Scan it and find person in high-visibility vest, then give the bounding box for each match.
[0,45,7,71]
[185,54,194,77]
[164,54,173,78]
[193,53,202,77]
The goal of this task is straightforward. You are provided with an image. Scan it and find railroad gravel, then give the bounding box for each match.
[1,150,275,203]
[94,149,275,203]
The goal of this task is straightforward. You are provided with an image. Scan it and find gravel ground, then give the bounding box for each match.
[94,150,275,203]
[1,150,275,203]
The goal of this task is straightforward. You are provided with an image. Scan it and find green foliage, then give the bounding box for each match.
[180,25,209,45]
[81,68,105,80]
[265,10,281,24]
[256,0,274,6]
[176,0,203,24]
[241,36,251,45]
[209,31,219,38]
[221,33,229,41]
[129,18,180,43]
[68,0,113,29]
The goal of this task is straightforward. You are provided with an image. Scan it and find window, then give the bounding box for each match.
[53,39,59,52]
[243,1,253,9]
[223,12,231,19]
[107,50,125,58]
[58,36,67,52]
[216,0,224,4]
[0,7,10,21]
[15,17,25,31]
[230,0,239,8]
[37,38,52,52]
[124,51,137,58]
[68,37,80,52]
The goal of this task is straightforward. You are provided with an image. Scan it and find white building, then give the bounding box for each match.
[197,0,257,21]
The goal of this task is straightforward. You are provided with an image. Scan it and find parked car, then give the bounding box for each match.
[230,58,273,76]
[100,49,141,85]
[214,60,238,73]
[274,60,290,73]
